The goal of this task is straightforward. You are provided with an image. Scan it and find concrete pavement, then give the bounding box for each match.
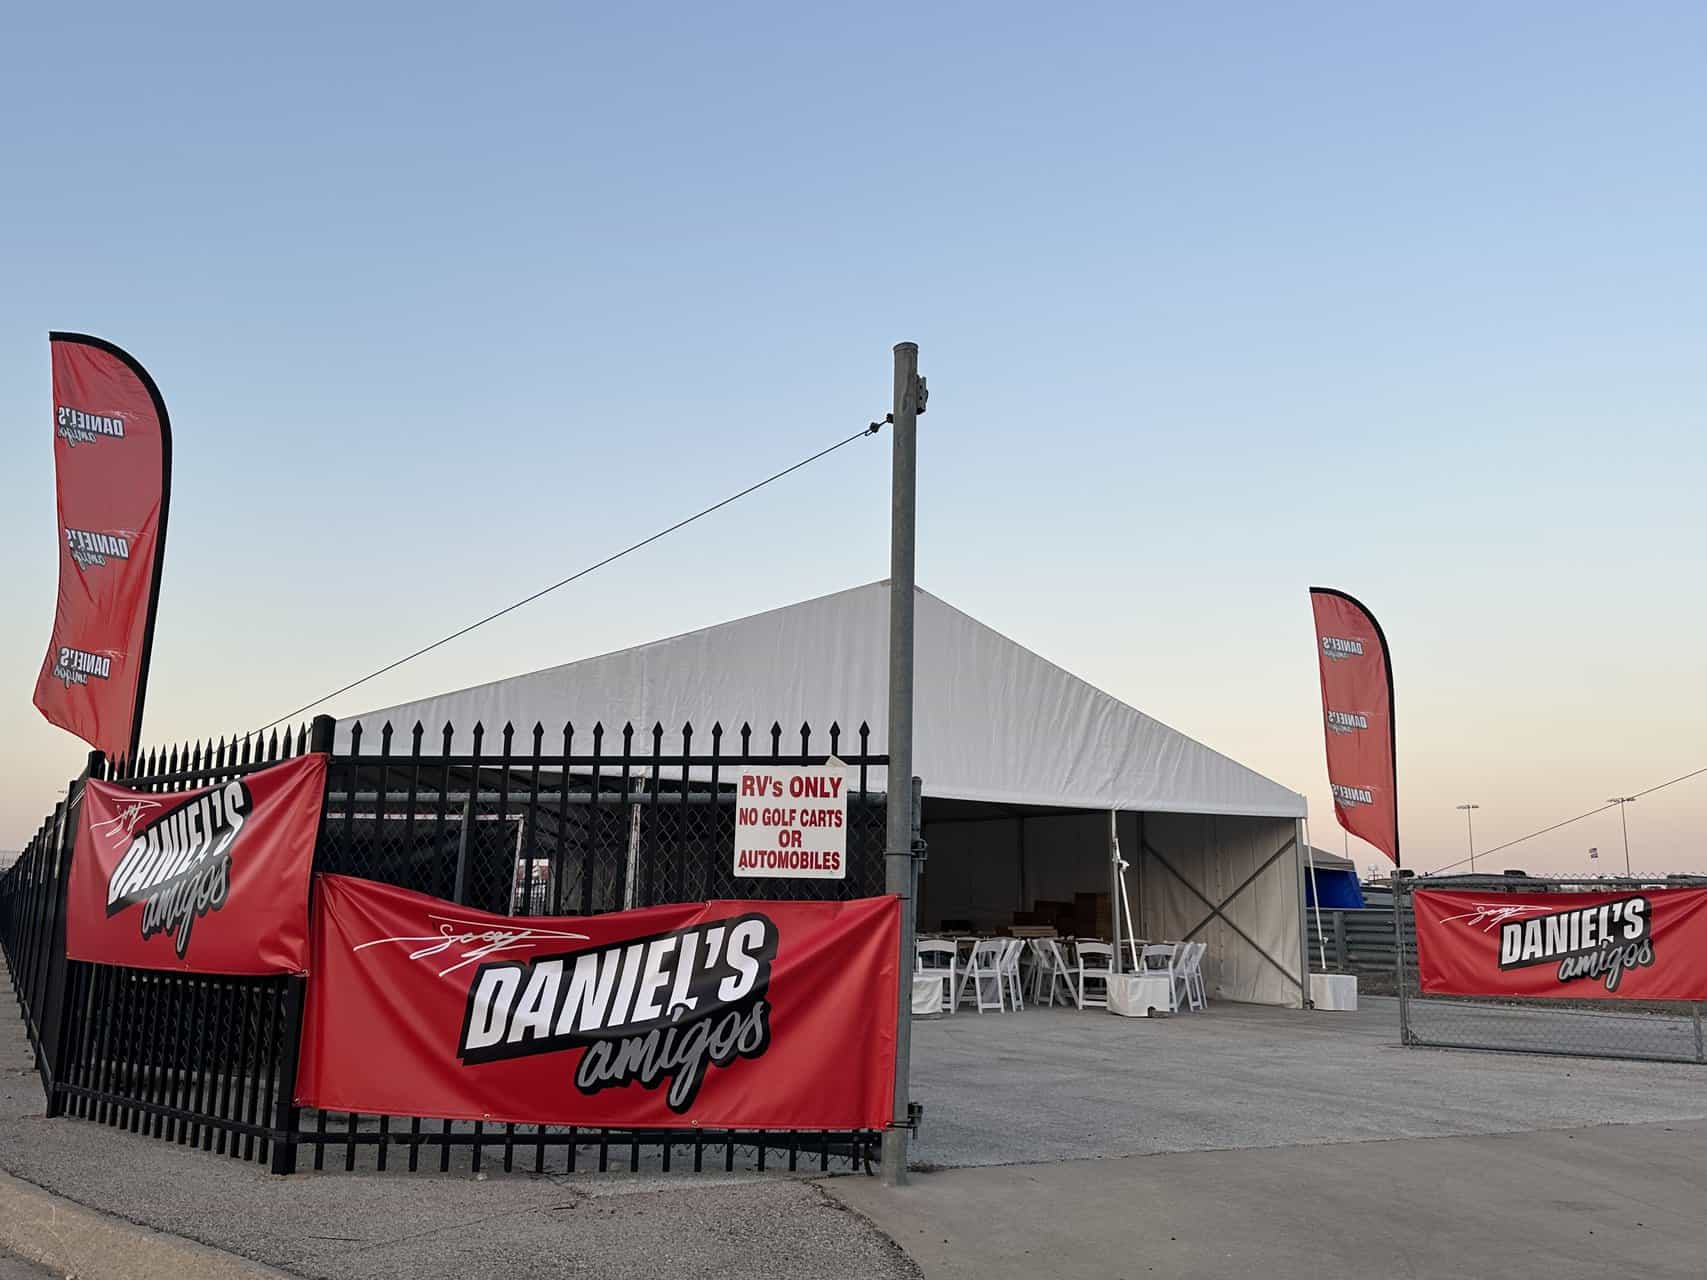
[832,1120,1707,1279]
[0,1248,55,1280]
[0,960,916,1280]
[7,955,1707,1278]
[0,1171,293,1280]
[906,998,1707,1167]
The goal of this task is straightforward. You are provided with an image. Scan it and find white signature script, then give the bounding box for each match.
[91,799,163,846]
[354,915,590,977]
[1438,902,1552,932]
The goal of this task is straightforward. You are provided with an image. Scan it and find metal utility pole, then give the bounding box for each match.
[883,341,923,1187]
[1607,797,1637,875]
[1456,803,1479,872]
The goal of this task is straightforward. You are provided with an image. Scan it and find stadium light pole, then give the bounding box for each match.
[1456,803,1479,872]
[1607,797,1637,876]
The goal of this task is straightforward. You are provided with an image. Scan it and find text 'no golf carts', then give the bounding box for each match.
[733,762,848,879]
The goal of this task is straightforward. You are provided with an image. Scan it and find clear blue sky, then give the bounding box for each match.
[3,3,1704,872]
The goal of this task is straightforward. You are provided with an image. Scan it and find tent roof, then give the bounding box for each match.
[1305,846,1357,873]
[337,581,1306,819]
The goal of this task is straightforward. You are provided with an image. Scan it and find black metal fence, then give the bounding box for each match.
[320,716,888,914]
[1306,907,1414,992]
[1395,873,1707,1064]
[0,714,890,1176]
[0,782,82,1095]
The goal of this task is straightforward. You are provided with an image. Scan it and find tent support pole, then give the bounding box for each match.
[1297,818,1315,1009]
[1303,816,1327,971]
[1109,810,1123,974]
[882,341,921,1187]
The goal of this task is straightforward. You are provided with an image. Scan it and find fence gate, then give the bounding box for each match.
[1394,873,1707,1065]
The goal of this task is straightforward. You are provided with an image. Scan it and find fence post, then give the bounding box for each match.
[1391,874,1410,1045]
[1333,910,1348,972]
[453,792,474,906]
[42,750,102,1117]
[1693,1004,1704,1065]
[270,714,334,1174]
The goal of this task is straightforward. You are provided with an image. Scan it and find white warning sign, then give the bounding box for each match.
[732,763,848,880]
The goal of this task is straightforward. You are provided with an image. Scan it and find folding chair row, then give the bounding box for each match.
[918,936,1206,1014]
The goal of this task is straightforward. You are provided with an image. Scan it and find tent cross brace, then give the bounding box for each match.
[1143,836,1303,992]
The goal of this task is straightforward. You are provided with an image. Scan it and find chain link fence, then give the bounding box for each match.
[1395,873,1707,1064]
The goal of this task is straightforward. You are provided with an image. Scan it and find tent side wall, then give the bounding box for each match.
[1138,812,1304,1008]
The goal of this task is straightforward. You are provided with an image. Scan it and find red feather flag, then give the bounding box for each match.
[34,334,172,761]
[1309,588,1399,865]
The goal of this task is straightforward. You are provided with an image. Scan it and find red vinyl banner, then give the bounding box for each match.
[1310,587,1399,865]
[1414,888,1707,1001]
[35,333,173,762]
[297,875,900,1129]
[67,755,326,975]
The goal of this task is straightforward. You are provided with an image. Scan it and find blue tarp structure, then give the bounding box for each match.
[1303,847,1365,909]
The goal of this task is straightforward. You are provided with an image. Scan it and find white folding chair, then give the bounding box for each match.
[1178,940,1207,1011]
[999,938,1026,1011]
[956,939,1008,1013]
[1139,943,1180,1012]
[1031,938,1078,1007]
[1075,941,1114,1010]
[915,939,957,1015]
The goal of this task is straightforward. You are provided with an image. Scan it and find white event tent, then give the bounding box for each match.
[338,582,1313,1006]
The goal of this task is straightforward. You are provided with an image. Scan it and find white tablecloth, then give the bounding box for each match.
[912,974,946,1015]
[1107,973,1173,1017]
[1310,973,1358,1011]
